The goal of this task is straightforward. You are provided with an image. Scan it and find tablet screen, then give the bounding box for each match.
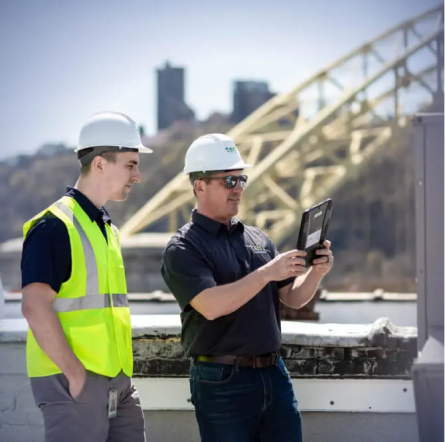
[297,198,332,265]
[305,208,326,249]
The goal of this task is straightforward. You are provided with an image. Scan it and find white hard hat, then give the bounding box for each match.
[183,133,251,175]
[75,111,153,153]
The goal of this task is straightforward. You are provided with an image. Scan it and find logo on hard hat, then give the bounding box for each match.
[225,146,237,154]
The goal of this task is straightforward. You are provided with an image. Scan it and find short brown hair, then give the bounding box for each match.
[192,176,211,197]
[79,148,118,176]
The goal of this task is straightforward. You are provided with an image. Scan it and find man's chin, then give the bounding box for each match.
[227,203,240,216]
[110,193,128,202]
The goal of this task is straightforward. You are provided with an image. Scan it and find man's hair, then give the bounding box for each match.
[78,148,118,176]
[191,176,211,197]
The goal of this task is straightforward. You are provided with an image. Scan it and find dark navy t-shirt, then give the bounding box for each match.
[21,187,111,293]
[161,210,295,357]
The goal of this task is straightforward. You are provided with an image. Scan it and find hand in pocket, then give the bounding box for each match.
[68,368,87,400]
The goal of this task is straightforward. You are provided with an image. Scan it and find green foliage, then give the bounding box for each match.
[0,122,232,243]
[0,122,417,291]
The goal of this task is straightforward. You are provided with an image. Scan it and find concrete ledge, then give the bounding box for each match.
[0,316,418,380]
[0,315,417,346]
[129,316,417,378]
[3,290,417,302]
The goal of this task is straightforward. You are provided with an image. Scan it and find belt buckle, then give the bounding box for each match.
[252,353,278,369]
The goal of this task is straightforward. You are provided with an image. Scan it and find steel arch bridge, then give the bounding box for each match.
[120,6,444,249]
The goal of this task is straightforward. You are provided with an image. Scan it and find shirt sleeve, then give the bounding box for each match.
[161,241,217,311]
[21,216,71,293]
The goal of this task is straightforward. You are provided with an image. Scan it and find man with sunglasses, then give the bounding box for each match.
[161,133,334,442]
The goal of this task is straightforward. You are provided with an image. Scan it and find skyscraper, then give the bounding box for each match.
[156,61,195,131]
[231,80,275,124]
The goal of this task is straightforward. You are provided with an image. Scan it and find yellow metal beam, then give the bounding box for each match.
[119,6,443,248]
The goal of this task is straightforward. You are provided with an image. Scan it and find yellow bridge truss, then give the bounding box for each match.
[120,6,444,249]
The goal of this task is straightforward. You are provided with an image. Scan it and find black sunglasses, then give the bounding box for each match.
[198,175,248,189]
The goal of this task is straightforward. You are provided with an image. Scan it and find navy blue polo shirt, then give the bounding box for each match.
[161,209,295,357]
[21,187,111,293]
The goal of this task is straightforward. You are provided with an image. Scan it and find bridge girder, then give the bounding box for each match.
[120,6,444,249]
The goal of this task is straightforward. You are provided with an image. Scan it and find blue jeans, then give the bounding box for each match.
[189,357,302,442]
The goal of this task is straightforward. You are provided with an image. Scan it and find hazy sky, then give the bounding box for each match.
[0,0,442,159]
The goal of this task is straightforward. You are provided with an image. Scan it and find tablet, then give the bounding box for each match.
[296,198,333,267]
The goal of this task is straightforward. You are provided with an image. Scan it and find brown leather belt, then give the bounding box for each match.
[196,353,279,369]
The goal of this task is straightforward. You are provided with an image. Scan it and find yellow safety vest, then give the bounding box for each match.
[23,195,133,378]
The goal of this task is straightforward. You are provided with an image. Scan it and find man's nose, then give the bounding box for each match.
[132,169,141,183]
[233,182,244,192]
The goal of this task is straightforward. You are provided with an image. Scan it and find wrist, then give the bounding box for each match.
[65,362,85,382]
[257,264,272,285]
[309,266,324,280]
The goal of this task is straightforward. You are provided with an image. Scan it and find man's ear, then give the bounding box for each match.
[91,155,104,173]
[194,180,205,195]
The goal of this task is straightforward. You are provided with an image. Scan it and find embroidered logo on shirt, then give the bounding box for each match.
[247,245,268,254]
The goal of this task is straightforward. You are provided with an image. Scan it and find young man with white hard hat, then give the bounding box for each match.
[21,111,152,442]
[161,133,334,441]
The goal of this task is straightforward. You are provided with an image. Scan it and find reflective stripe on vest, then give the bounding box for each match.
[53,201,128,312]
[53,293,129,312]
[24,196,133,379]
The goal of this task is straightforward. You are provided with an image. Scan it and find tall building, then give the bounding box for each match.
[231,80,275,124]
[156,61,195,131]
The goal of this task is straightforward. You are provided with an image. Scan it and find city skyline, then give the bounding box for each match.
[155,60,275,132]
[0,0,441,159]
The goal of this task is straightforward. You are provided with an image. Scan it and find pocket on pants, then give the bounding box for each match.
[51,371,91,403]
[276,357,291,378]
[70,371,91,402]
[30,373,76,407]
[196,363,235,385]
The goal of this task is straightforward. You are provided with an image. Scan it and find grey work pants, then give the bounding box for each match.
[30,370,146,442]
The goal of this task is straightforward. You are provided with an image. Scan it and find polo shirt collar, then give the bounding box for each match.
[65,187,111,225]
[191,209,244,236]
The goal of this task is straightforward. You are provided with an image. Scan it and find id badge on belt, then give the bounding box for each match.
[108,388,118,419]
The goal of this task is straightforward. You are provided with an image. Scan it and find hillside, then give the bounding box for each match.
[325,125,417,291]
[0,122,417,291]
[0,121,232,244]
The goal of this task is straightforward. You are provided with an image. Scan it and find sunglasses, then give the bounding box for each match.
[198,175,248,189]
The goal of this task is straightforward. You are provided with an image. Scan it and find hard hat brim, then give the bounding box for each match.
[184,160,252,175]
[225,160,252,171]
[136,144,153,153]
[75,144,153,153]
